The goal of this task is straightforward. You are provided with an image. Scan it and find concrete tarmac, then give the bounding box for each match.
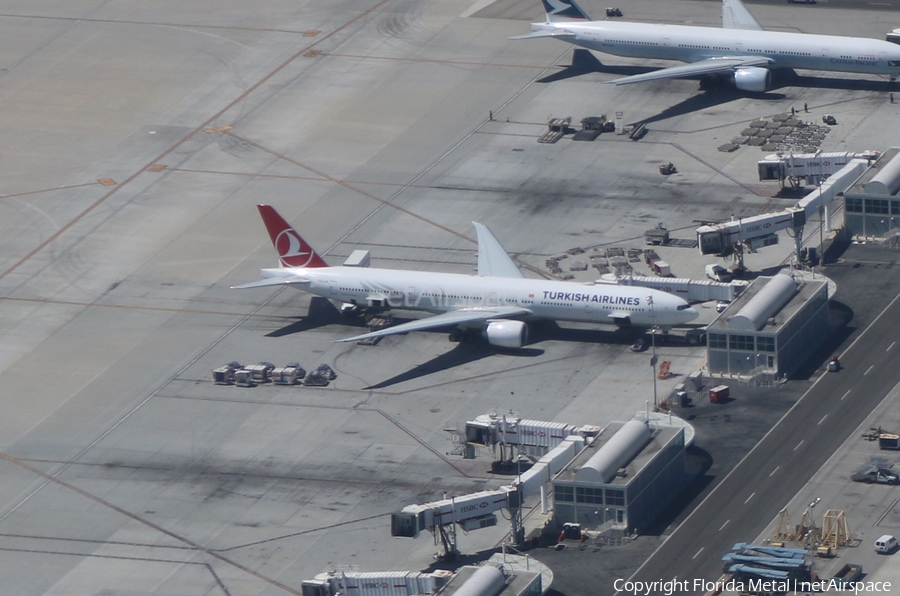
[2,0,900,594]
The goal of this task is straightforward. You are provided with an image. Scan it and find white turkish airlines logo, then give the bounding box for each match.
[275,229,314,267]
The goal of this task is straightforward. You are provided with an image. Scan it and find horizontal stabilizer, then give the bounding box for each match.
[509,30,576,40]
[231,277,310,290]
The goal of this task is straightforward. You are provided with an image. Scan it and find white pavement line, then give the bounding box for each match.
[842,390,851,400]
[819,414,828,425]
[744,492,755,504]
[795,440,805,451]
[770,466,781,477]
[692,547,704,559]
[866,365,875,375]
[875,499,899,527]
[719,520,730,531]
[888,341,896,352]
[460,0,495,17]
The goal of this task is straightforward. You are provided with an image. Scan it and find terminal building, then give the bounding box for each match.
[551,419,688,534]
[705,273,828,380]
[843,146,900,240]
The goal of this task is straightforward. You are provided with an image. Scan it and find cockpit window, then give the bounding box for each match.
[677,304,691,311]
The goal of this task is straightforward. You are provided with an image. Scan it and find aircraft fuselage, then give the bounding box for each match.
[260,266,698,327]
[535,21,900,76]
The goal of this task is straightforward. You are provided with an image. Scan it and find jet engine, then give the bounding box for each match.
[484,320,528,349]
[733,67,771,92]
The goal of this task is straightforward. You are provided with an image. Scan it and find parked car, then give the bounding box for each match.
[875,535,897,554]
[716,300,730,313]
[705,264,732,282]
[852,465,900,485]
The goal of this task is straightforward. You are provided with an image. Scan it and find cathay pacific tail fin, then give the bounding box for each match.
[542,0,590,22]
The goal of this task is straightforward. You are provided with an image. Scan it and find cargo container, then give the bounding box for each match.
[709,385,730,403]
[879,433,900,450]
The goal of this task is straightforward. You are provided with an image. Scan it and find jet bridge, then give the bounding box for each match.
[301,570,451,596]
[391,436,586,559]
[697,158,870,268]
[758,151,877,188]
[461,412,600,466]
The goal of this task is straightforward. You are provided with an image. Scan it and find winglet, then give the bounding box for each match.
[257,205,329,268]
[722,0,763,31]
[473,222,524,279]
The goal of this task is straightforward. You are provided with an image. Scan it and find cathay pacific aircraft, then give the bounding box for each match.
[233,205,698,347]
[512,0,900,91]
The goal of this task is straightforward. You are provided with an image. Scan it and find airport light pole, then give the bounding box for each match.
[649,296,658,409]
[818,180,824,265]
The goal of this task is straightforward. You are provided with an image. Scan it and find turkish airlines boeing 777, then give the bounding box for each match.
[233,205,698,347]
[513,0,900,91]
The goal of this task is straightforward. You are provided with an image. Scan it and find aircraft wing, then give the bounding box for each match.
[473,222,525,278]
[334,306,533,343]
[722,0,764,31]
[231,277,310,289]
[609,56,772,86]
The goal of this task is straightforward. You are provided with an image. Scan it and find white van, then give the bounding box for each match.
[875,535,897,554]
[705,264,732,282]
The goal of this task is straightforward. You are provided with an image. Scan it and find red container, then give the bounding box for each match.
[709,385,730,403]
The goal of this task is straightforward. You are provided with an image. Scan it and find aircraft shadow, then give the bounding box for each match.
[364,342,544,390]
[635,90,761,125]
[635,74,787,125]
[528,320,644,345]
[265,297,355,337]
[538,49,657,83]
[771,70,899,93]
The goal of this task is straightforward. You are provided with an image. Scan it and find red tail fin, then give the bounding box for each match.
[257,205,329,268]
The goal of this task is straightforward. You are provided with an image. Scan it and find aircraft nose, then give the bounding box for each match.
[684,306,699,322]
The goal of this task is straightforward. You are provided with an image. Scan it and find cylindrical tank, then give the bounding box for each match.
[729,274,796,331]
[576,420,652,484]
[452,565,506,596]
[864,152,900,196]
